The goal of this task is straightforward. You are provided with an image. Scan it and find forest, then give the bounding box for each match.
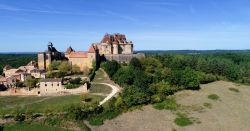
[101,53,250,109]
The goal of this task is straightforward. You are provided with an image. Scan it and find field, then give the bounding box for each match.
[3,123,72,131]
[92,69,110,83]
[90,81,250,131]
[0,94,104,114]
[89,84,112,95]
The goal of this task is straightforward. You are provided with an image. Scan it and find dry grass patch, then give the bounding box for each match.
[208,94,220,101]
[229,88,239,93]
[203,103,212,109]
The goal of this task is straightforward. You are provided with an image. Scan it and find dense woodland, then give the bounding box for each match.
[0,54,37,75]
[101,53,250,109]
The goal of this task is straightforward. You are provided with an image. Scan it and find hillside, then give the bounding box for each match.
[91,81,250,131]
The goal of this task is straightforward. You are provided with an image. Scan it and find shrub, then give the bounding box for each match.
[69,77,82,84]
[151,94,164,103]
[198,72,217,84]
[65,83,80,89]
[122,86,151,107]
[229,88,239,93]
[174,113,193,127]
[208,94,220,101]
[88,118,103,126]
[203,103,212,109]
[80,93,88,102]
[14,113,25,122]
[153,97,178,111]
[16,82,25,88]
[0,124,3,131]
[44,117,62,126]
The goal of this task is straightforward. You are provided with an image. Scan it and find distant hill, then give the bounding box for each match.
[136,50,250,55]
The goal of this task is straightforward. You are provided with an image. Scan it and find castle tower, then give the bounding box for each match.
[113,44,118,55]
[45,53,52,70]
[38,53,46,70]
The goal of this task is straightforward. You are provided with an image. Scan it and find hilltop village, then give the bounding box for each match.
[0,33,144,96]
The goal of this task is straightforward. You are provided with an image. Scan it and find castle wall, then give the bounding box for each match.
[68,57,90,71]
[104,53,145,63]
[45,53,52,70]
[38,53,45,70]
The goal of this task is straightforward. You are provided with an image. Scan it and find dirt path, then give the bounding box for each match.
[92,82,120,106]
[90,81,250,131]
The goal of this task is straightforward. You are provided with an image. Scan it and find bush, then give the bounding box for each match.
[151,94,164,103]
[153,97,178,111]
[198,72,217,84]
[0,124,3,131]
[66,103,103,121]
[149,82,180,96]
[69,77,82,85]
[203,103,212,109]
[16,82,25,88]
[174,113,193,127]
[65,83,80,89]
[80,93,88,102]
[44,117,62,126]
[208,94,220,101]
[14,113,25,122]
[88,118,103,126]
[229,88,239,93]
[122,86,151,107]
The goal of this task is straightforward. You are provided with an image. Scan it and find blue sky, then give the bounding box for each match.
[0,0,250,52]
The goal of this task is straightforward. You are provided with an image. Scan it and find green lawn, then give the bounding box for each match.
[89,84,112,94]
[92,69,109,83]
[0,94,104,114]
[3,123,72,131]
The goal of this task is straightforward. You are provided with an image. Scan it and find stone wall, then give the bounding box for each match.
[104,53,145,63]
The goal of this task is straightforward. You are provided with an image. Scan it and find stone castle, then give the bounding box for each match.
[38,33,145,71]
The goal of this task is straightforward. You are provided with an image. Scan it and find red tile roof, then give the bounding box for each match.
[100,33,128,44]
[88,45,96,53]
[69,52,88,58]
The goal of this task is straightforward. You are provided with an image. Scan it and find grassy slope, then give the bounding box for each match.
[89,84,112,94]
[3,123,72,131]
[0,94,104,114]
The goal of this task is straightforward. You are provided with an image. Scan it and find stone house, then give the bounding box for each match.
[0,76,16,88]
[39,78,64,95]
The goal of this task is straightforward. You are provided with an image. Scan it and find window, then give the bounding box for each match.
[57,84,59,86]
[51,84,53,87]
[45,84,47,87]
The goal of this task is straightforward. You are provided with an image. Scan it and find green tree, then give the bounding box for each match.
[129,57,142,70]
[181,68,200,90]
[112,67,135,86]
[58,61,71,74]
[122,86,151,107]
[48,61,62,71]
[101,60,121,78]
[72,64,81,74]
[25,76,38,88]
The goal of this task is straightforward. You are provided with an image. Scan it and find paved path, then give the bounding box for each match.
[92,82,120,106]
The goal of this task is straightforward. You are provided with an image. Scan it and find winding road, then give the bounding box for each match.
[92,82,120,106]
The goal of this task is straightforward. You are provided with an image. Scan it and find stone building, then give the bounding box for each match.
[96,33,145,63]
[39,78,64,95]
[37,33,144,71]
[38,42,64,70]
[38,78,88,96]
[65,44,99,71]
[0,76,16,88]
[97,33,133,55]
